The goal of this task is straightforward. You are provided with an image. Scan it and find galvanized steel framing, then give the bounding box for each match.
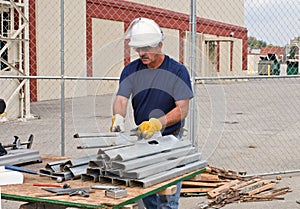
[130,160,207,188]
[86,136,207,188]
[111,146,196,171]
[0,149,41,166]
[103,135,192,161]
[39,135,207,188]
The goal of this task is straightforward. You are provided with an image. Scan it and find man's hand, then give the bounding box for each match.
[110,114,125,132]
[136,118,162,139]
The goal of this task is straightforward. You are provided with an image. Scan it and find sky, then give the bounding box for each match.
[244,0,300,46]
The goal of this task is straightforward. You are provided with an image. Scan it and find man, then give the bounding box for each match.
[110,17,193,209]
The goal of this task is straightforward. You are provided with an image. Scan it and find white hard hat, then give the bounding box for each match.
[125,17,165,48]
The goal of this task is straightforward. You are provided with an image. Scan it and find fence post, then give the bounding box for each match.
[189,0,197,149]
[60,0,65,156]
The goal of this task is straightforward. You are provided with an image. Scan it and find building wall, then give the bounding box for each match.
[198,0,244,26]
[92,19,124,96]
[128,0,246,76]
[35,0,86,100]
[34,0,184,100]
[31,0,246,101]
[248,54,260,75]
[219,42,231,76]
[0,0,246,121]
[129,0,244,26]
[0,71,21,119]
[232,39,245,76]
[159,28,180,61]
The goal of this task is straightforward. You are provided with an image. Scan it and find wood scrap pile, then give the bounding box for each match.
[181,165,291,208]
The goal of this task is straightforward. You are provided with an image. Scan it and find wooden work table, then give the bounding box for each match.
[1,155,206,209]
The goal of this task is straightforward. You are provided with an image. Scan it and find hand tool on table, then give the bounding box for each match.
[69,190,90,197]
[4,165,64,183]
[105,188,127,198]
[33,183,70,188]
[39,187,93,197]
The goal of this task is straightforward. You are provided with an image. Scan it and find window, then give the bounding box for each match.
[0,12,9,71]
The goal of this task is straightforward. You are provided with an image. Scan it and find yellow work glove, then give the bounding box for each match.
[136,118,162,139]
[110,114,125,132]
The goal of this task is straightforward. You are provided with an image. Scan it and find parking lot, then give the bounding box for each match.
[1,78,300,208]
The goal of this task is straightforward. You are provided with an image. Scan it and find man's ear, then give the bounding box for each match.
[155,42,163,53]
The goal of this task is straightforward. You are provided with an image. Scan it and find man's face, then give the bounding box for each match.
[134,44,162,67]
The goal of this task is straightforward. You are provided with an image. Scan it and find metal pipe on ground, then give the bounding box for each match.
[243,169,300,178]
[5,165,64,183]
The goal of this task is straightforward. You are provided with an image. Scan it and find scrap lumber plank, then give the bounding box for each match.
[181,187,213,193]
[182,181,224,187]
[239,180,271,194]
[252,186,290,198]
[205,166,212,173]
[247,182,276,196]
[207,179,240,198]
[224,195,242,204]
[188,173,220,181]
[214,190,240,204]
[231,177,262,191]
[242,196,284,202]
[208,166,241,179]
[182,192,207,197]
[157,185,177,195]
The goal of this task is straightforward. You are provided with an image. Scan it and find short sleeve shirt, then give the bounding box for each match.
[117,55,193,135]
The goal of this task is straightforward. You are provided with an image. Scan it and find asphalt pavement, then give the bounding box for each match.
[1,78,300,209]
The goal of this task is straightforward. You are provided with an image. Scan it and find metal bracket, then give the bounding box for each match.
[105,188,127,198]
[2,134,33,150]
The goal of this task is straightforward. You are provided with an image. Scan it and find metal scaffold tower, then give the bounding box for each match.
[0,0,31,120]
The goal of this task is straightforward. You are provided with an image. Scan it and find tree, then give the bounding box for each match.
[248,36,267,49]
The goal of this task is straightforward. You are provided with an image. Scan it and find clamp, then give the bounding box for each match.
[69,190,90,197]
[40,186,93,198]
[105,188,127,198]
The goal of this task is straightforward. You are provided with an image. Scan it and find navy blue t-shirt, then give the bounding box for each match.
[117,55,193,135]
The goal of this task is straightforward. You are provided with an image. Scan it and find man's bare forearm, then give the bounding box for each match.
[159,99,189,128]
[113,95,128,117]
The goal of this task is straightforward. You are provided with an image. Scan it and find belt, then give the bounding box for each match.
[162,128,183,136]
[171,128,182,136]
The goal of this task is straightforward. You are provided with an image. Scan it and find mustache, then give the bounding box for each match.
[140,55,149,59]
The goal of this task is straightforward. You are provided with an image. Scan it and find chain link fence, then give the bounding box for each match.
[0,0,299,175]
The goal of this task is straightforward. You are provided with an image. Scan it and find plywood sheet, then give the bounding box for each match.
[1,155,206,208]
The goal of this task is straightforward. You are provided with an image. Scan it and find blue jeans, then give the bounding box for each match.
[143,132,183,208]
[142,181,182,209]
